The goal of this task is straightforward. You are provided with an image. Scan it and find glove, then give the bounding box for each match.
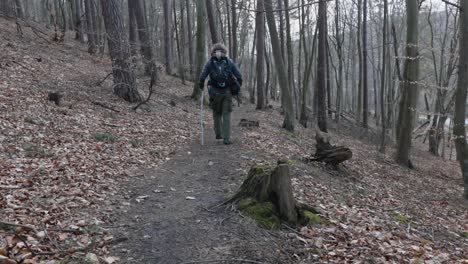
[199,82,204,90]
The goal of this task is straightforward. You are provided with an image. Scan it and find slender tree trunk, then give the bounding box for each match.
[396,0,419,167]
[163,0,174,75]
[84,0,97,54]
[283,0,296,119]
[128,1,139,57]
[454,0,468,199]
[335,0,343,123]
[191,0,206,99]
[264,0,294,131]
[249,27,257,104]
[186,0,194,78]
[362,0,369,128]
[317,0,328,132]
[74,0,84,42]
[174,0,186,83]
[230,0,238,62]
[133,0,155,76]
[357,0,363,123]
[100,0,141,102]
[205,0,219,44]
[379,0,388,153]
[255,0,265,110]
[277,0,285,62]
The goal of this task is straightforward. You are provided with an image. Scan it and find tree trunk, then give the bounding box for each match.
[395,0,419,168]
[186,0,194,78]
[357,0,363,123]
[230,0,238,62]
[255,0,265,110]
[74,0,84,42]
[163,0,174,75]
[264,0,294,131]
[283,0,296,119]
[379,0,388,153]
[128,1,139,56]
[100,0,141,103]
[316,0,327,132]
[249,26,257,104]
[174,0,186,83]
[227,162,322,227]
[84,0,97,54]
[133,0,155,76]
[454,0,468,199]
[191,0,206,99]
[362,0,368,128]
[334,0,343,123]
[205,0,219,44]
[299,22,318,128]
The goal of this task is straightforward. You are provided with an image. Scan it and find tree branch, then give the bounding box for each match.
[441,0,461,10]
[230,0,332,13]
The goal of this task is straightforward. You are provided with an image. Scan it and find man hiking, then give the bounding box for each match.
[199,43,243,145]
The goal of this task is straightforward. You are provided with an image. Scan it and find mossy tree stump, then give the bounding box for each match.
[227,161,325,229]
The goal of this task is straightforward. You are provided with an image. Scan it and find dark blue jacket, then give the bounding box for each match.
[199,57,242,94]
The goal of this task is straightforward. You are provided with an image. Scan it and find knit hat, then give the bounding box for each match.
[211,43,228,55]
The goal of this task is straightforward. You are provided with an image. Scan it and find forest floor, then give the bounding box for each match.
[0,18,467,264]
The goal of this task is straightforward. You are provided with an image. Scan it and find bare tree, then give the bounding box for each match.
[191,0,206,99]
[264,0,294,131]
[317,0,328,132]
[205,0,219,44]
[379,0,388,153]
[454,0,468,199]
[362,0,368,128]
[100,0,140,102]
[132,0,155,76]
[163,0,174,75]
[255,0,265,110]
[84,0,97,54]
[395,0,419,167]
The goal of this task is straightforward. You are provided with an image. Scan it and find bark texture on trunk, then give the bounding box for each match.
[100,0,141,103]
[396,0,419,168]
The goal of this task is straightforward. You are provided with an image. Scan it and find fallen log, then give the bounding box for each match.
[308,130,352,167]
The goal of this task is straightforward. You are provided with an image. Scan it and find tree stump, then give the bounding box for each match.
[239,119,259,128]
[227,161,326,228]
[309,130,352,167]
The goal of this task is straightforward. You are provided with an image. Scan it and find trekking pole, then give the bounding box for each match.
[200,90,205,146]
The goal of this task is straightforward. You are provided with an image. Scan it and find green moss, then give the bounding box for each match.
[22,143,54,158]
[249,165,271,176]
[303,210,330,225]
[456,230,468,238]
[395,214,409,224]
[93,132,116,142]
[130,139,143,148]
[238,198,281,230]
[286,159,299,165]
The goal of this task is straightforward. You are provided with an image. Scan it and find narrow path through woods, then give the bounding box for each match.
[110,106,281,264]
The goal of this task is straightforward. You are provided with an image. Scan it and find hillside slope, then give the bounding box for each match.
[0,17,467,263]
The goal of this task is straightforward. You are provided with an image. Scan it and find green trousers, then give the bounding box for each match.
[210,92,232,140]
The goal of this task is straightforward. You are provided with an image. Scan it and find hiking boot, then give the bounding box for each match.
[223,139,232,145]
[216,135,222,139]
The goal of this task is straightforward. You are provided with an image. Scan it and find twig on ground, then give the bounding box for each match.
[133,67,157,111]
[0,185,22,190]
[0,221,38,234]
[92,101,120,113]
[95,72,112,86]
[182,259,264,264]
[220,215,235,225]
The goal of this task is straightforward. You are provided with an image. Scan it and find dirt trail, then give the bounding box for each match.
[110,106,282,264]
